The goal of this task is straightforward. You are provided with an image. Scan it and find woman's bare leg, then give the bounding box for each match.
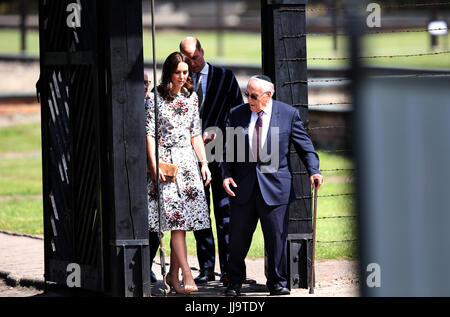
[171,230,197,293]
[167,232,184,293]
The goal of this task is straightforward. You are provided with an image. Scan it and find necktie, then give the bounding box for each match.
[196,73,204,115]
[252,111,264,161]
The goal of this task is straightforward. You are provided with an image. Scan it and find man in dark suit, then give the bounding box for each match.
[180,37,244,285]
[222,75,323,296]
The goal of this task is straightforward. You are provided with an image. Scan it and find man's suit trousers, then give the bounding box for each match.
[227,184,290,290]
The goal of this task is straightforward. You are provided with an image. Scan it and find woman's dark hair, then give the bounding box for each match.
[157,52,194,101]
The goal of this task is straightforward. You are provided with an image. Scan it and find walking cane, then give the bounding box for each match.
[150,0,170,295]
[309,179,319,294]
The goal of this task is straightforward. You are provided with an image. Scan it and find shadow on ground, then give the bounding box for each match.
[151,279,269,297]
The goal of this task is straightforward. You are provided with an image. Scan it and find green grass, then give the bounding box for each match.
[0,122,356,259]
[0,197,43,235]
[306,32,450,69]
[0,28,40,55]
[318,151,353,170]
[314,182,356,259]
[143,30,261,64]
[0,157,42,195]
[1,28,448,69]
[361,32,450,69]
[0,122,42,195]
[0,122,41,153]
[316,152,356,258]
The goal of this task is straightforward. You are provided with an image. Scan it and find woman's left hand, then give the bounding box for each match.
[201,163,212,187]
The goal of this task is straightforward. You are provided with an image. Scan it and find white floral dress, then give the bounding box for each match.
[145,90,210,232]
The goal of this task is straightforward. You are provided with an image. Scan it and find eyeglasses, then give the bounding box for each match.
[144,80,150,85]
[244,91,268,101]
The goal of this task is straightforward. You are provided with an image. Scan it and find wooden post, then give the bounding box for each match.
[100,0,150,297]
[38,0,150,297]
[261,0,312,289]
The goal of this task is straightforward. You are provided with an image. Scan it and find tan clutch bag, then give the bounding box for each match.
[159,161,178,182]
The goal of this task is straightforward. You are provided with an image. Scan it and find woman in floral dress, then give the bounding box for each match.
[146,52,211,295]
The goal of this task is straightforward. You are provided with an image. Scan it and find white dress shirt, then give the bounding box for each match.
[248,98,273,152]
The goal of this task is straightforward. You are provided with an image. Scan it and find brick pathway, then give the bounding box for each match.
[0,231,44,287]
[0,230,359,297]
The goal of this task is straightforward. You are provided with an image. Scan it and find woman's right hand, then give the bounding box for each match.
[158,168,166,182]
[147,165,166,182]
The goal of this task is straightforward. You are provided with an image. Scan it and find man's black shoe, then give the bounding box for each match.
[244,278,256,285]
[220,273,229,287]
[225,284,241,297]
[194,270,215,284]
[150,270,157,283]
[269,286,290,296]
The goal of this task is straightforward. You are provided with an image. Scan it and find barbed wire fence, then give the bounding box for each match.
[298,1,450,251]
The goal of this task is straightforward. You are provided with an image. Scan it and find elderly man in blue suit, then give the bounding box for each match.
[222,75,323,296]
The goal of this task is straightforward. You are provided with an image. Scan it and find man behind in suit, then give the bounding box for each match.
[222,75,323,296]
[180,37,243,285]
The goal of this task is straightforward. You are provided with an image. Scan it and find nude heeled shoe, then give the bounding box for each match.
[183,283,198,295]
[166,273,185,295]
[182,274,198,295]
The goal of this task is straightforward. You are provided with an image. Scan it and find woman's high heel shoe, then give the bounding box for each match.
[183,284,198,295]
[181,272,198,295]
[182,277,198,295]
[166,273,185,295]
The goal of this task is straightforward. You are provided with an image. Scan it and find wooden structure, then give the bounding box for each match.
[38,0,150,296]
[261,0,313,289]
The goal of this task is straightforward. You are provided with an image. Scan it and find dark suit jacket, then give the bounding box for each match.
[201,63,243,133]
[221,100,320,206]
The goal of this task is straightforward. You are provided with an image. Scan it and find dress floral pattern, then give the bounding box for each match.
[145,90,210,232]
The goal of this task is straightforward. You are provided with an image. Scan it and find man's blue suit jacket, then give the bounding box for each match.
[221,100,320,206]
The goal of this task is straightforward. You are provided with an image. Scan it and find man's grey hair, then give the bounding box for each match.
[249,76,275,96]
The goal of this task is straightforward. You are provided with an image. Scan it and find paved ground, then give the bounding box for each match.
[0,230,360,297]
